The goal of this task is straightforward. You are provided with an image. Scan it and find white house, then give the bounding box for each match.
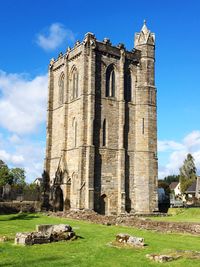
[169,182,181,197]
[33,178,43,186]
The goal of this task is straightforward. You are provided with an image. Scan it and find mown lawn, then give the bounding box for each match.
[149,208,200,223]
[0,213,200,267]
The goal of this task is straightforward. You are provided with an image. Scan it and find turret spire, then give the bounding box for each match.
[134,20,155,47]
[141,19,149,34]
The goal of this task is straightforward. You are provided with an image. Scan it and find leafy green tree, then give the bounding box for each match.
[10,168,26,186]
[0,161,13,186]
[0,160,27,187]
[0,160,7,168]
[179,153,197,193]
[163,175,180,185]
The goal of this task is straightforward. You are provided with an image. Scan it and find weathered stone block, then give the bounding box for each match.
[116,233,145,247]
[15,224,75,245]
[146,254,181,263]
[36,224,72,233]
[15,232,50,245]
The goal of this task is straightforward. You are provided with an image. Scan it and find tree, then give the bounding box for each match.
[10,168,26,186]
[0,161,13,186]
[0,160,7,168]
[163,175,180,185]
[0,160,27,187]
[179,153,197,193]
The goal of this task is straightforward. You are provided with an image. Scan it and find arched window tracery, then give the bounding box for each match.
[102,119,106,147]
[71,67,79,99]
[106,65,116,97]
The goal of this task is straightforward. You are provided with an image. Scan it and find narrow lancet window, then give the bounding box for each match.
[110,70,115,97]
[125,70,132,102]
[106,65,115,97]
[59,74,64,104]
[102,119,106,146]
[72,68,78,99]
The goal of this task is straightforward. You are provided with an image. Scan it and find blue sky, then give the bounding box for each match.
[0,0,200,181]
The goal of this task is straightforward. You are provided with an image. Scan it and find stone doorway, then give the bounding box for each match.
[54,186,64,211]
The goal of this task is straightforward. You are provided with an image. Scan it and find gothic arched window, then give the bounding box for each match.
[106,65,115,97]
[102,119,106,146]
[125,69,136,102]
[125,70,132,102]
[59,73,64,104]
[71,68,78,99]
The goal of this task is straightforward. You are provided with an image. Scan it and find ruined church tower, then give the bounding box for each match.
[44,22,158,214]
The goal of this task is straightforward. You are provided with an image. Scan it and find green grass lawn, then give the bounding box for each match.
[149,208,200,223]
[0,213,200,267]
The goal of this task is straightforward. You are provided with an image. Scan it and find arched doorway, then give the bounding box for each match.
[54,186,64,211]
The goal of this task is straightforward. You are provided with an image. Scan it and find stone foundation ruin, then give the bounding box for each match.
[116,233,145,247]
[15,224,76,245]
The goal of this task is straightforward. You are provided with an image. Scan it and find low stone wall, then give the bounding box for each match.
[50,210,200,235]
[123,218,200,235]
[0,201,41,214]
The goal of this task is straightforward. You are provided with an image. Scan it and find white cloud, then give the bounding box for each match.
[158,140,184,152]
[13,140,45,181]
[0,134,45,182]
[0,149,24,165]
[36,23,75,51]
[183,130,200,149]
[193,150,200,170]
[0,69,48,182]
[159,130,200,179]
[0,70,48,134]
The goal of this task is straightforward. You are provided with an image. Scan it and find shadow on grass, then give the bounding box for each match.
[76,235,84,239]
[0,213,40,221]
[0,256,61,267]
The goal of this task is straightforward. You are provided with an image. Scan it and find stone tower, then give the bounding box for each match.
[44,22,158,215]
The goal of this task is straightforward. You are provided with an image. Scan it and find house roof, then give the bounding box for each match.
[169,182,179,190]
[186,180,197,193]
[33,178,42,183]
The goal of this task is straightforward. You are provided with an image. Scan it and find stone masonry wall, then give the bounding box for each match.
[45,23,158,215]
